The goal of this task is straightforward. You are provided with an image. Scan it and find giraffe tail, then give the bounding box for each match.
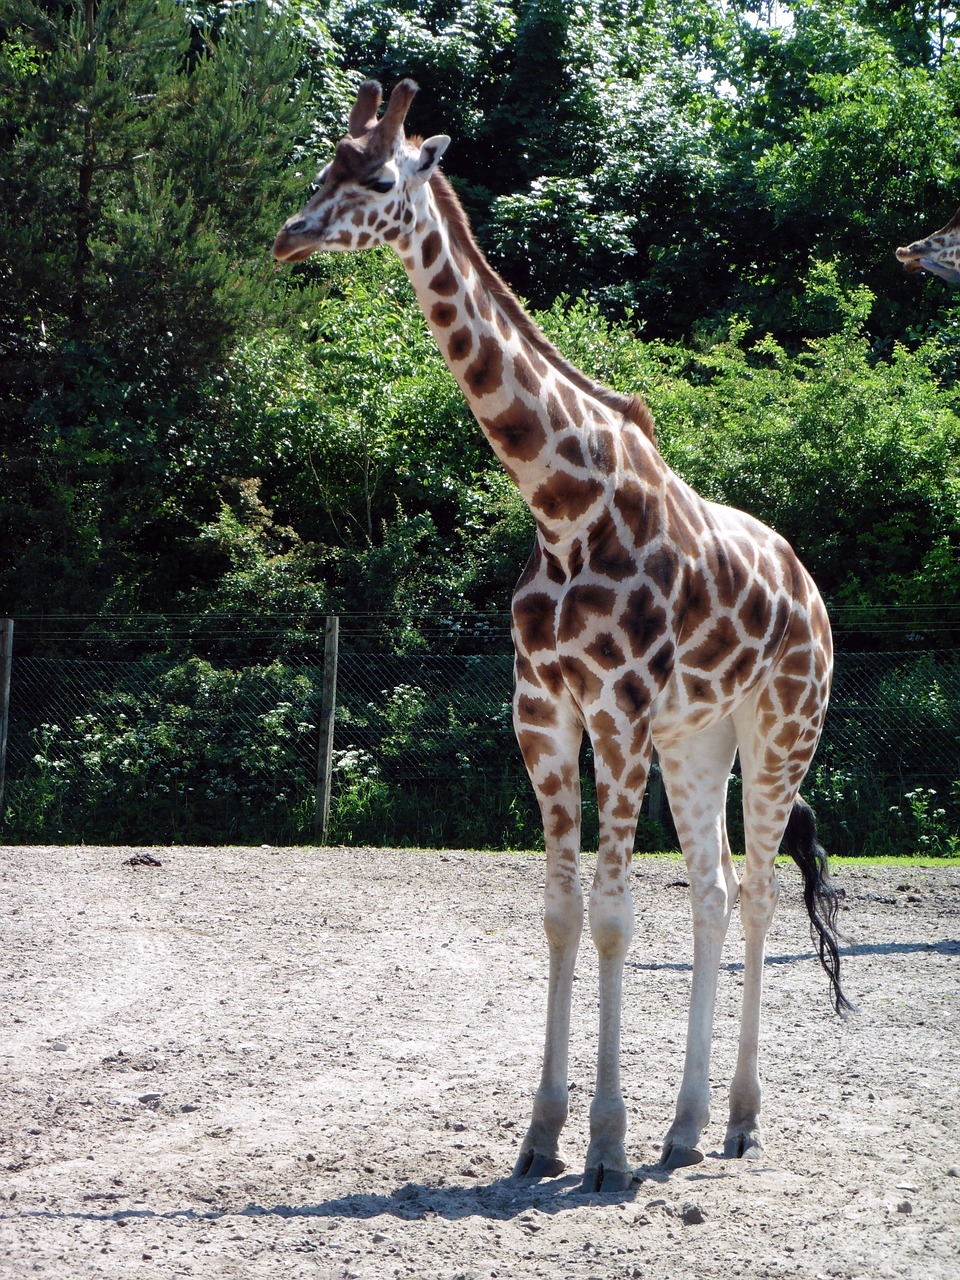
[782,797,857,1018]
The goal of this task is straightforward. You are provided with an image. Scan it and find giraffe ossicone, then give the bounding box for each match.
[274,78,853,1191]
[896,205,960,284]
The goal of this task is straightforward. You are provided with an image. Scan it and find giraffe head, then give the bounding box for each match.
[273,79,450,263]
[895,205,960,284]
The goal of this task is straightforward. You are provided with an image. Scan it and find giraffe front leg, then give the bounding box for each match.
[580,737,648,1194]
[512,700,584,1182]
[512,854,583,1179]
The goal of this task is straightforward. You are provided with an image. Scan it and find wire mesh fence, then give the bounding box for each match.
[2,616,958,855]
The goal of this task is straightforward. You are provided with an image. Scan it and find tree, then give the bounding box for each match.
[0,0,311,614]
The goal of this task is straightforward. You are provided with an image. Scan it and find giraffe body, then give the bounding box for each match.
[896,205,960,283]
[274,80,850,1189]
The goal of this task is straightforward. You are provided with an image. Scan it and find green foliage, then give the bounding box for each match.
[4,0,960,854]
[329,661,541,848]
[645,286,960,609]
[8,659,320,843]
[0,0,312,615]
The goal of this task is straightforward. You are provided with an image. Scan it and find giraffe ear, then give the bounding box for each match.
[415,135,451,179]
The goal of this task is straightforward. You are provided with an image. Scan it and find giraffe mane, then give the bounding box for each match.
[429,172,656,444]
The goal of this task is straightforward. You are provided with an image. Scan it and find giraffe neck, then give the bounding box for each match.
[394,175,659,549]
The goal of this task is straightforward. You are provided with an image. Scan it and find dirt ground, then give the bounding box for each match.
[1,845,958,1280]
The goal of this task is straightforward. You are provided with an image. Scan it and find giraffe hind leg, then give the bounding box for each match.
[656,720,739,1170]
[723,701,846,1162]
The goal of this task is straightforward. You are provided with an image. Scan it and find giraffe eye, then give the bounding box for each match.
[365,176,394,194]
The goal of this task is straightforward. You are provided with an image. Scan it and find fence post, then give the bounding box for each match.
[314,615,340,845]
[0,619,12,819]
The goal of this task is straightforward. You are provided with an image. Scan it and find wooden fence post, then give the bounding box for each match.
[314,615,339,845]
[0,619,12,819]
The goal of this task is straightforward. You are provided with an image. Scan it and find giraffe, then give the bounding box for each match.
[273,79,852,1191]
[896,205,960,283]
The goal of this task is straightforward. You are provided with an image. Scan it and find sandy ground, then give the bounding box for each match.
[1,845,958,1280]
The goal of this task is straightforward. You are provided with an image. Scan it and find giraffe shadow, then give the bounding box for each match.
[4,1156,747,1232]
[627,937,960,974]
[236,1172,644,1222]
[4,1176,645,1229]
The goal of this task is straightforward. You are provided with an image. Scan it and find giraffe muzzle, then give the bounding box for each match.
[273,218,320,263]
[895,240,960,283]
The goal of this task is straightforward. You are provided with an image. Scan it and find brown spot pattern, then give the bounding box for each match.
[482,401,547,461]
[465,335,504,397]
[584,631,626,670]
[739,583,773,642]
[421,229,442,270]
[517,729,554,771]
[613,480,660,543]
[587,516,638,581]
[590,711,626,781]
[430,301,457,327]
[620,586,667,657]
[648,641,675,685]
[721,647,760,695]
[686,615,741,671]
[549,804,576,840]
[448,326,473,361]
[588,430,616,474]
[557,381,580,420]
[683,673,717,704]
[713,545,750,609]
[556,436,587,469]
[429,261,458,295]
[678,568,712,637]
[532,473,604,522]
[513,593,556,651]
[536,661,567,698]
[558,654,602,705]
[517,694,559,728]
[558,584,618,641]
[513,354,541,396]
[614,670,651,717]
[643,545,679,597]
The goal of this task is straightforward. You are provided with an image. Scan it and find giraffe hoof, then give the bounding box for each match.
[580,1164,636,1194]
[723,1131,764,1160]
[658,1143,705,1170]
[511,1150,566,1181]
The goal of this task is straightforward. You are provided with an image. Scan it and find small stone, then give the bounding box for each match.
[372,1232,388,1244]
[896,1200,913,1214]
[946,1166,960,1178]
[681,1203,706,1225]
[138,1092,161,1103]
[180,1104,199,1113]
[51,1042,68,1052]
[305,1153,316,1162]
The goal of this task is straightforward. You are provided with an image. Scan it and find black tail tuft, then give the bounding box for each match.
[782,798,856,1018]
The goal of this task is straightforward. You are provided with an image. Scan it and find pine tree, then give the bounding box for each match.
[0,0,310,613]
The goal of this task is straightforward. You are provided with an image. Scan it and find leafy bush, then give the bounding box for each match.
[8,659,320,844]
